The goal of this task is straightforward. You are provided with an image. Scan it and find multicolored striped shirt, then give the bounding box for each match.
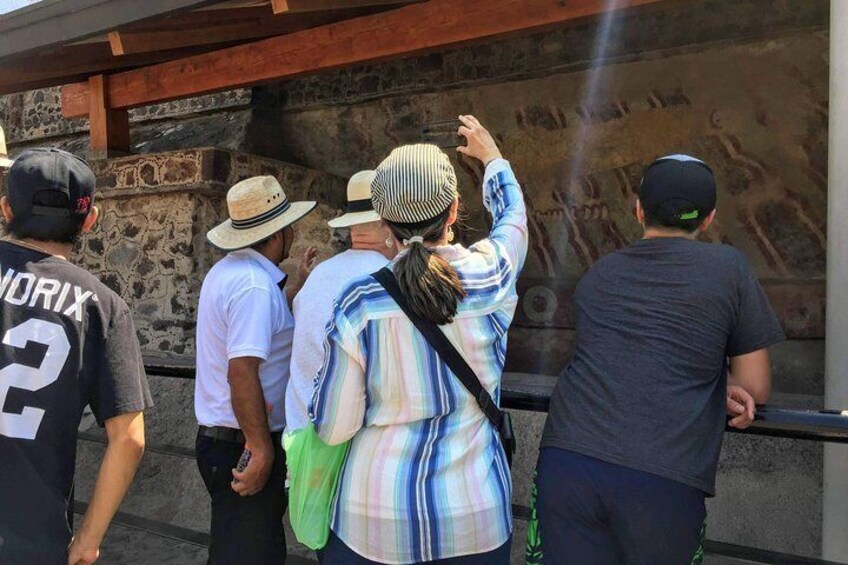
[311,160,527,563]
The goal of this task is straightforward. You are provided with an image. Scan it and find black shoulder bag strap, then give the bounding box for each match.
[372,267,515,466]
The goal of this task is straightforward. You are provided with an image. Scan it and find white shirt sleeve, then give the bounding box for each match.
[225,285,274,361]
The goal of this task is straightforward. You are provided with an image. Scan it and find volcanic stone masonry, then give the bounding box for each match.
[0,0,831,561]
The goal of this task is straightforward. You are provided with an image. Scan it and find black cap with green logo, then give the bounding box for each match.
[638,154,716,221]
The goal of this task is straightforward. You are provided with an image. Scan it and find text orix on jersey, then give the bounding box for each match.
[0,266,98,322]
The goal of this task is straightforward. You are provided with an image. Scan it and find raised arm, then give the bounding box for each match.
[457,115,529,277]
[310,300,367,446]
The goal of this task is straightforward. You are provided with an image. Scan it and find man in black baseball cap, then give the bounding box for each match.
[636,153,717,234]
[3,147,97,243]
[530,154,785,564]
[0,148,152,564]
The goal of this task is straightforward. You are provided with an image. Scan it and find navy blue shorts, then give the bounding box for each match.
[533,447,706,565]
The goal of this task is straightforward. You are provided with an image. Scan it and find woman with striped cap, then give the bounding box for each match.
[311,115,528,564]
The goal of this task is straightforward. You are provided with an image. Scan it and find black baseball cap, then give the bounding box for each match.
[638,154,716,221]
[6,148,95,219]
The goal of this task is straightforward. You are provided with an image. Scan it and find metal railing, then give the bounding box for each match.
[73,355,848,565]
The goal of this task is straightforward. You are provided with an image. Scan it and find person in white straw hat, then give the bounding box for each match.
[311,115,528,564]
[285,169,395,435]
[0,123,14,169]
[195,175,317,564]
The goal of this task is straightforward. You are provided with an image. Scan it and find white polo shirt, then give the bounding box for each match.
[195,248,293,432]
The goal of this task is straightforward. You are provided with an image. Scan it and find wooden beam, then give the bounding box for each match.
[87,75,130,159]
[62,0,664,118]
[0,42,226,95]
[106,9,385,56]
[271,0,421,14]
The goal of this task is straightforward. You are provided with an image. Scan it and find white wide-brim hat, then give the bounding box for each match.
[207,175,316,251]
[328,170,381,228]
[0,124,13,168]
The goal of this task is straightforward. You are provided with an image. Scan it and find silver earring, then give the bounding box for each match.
[385,237,394,249]
[447,227,455,243]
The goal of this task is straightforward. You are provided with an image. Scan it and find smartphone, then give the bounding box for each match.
[421,119,466,149]
[232,445,252,484]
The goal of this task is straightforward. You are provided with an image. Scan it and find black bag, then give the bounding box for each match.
[372,267,516,467]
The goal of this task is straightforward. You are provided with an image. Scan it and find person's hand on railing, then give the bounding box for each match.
[727,384,757,429]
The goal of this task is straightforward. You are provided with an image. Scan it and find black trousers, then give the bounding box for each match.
[196,430,288,565]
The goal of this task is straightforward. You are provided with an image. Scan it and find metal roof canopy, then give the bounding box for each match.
[0,0,220,58]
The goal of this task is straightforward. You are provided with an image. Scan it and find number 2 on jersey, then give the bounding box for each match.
[0,319,70,440]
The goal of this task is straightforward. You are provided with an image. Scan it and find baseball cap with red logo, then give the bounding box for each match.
[6,148,95,220]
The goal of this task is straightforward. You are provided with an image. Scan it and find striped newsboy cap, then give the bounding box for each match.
[371,144,458,224]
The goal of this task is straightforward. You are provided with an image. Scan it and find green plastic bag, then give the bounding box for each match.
[283,423,350,550]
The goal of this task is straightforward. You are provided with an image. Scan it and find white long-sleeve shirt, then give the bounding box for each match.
[285,249,389,432]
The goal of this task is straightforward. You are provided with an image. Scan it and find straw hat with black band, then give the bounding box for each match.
[207,175,316,251]
[328,170,381,228]
[1,124,13,168]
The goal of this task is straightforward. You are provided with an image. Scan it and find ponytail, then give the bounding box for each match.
[387,206,466,325]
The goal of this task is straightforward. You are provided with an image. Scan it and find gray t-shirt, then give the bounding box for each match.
[541,237,785,495]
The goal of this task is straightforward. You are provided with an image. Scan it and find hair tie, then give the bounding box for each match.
[403,235,424,246]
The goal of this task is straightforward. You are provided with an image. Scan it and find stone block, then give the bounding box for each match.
[0,87,251,145]
[71,147,344,355]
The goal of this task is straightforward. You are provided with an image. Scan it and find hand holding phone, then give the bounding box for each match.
[456,115,502,165]
[421,119,465,149]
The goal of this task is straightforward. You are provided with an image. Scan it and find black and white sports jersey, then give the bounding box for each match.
[0,241,152,564]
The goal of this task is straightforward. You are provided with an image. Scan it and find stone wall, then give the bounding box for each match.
[272,11,829,382]
[76,148,344,354]
[0,0,831,561]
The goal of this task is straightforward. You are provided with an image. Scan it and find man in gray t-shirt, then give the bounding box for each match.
[530,155,785,565]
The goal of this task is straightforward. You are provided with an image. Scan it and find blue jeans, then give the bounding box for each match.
[535,447,706,565]
[318,531,512,564]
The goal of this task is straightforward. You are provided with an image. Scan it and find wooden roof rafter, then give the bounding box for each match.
[0,0,425,90]
[106,4,405,56]
[62,0,664,119]
[0,0,223,59]
[0,42,229,95]
[271,0,423,14]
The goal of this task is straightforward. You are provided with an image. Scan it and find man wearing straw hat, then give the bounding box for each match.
[285,170,396,434]
[195,175,317,564]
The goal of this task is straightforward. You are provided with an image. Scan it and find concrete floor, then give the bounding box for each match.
[97,523,316,565]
